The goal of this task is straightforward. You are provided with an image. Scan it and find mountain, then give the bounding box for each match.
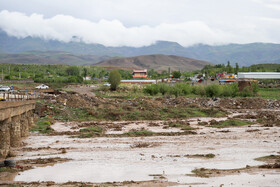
[0,51,111,65]
[1,30,280,66]
[95,54,212,72]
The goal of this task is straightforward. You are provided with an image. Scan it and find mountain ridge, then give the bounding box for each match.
[1,30,280,66]
[95,54,212,72]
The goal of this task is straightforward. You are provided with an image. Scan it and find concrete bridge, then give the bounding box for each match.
[0,100,36,159]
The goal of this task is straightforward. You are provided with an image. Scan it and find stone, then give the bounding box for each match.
[0,120,10,159]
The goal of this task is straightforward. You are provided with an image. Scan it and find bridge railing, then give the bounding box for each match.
[0,92,39,101]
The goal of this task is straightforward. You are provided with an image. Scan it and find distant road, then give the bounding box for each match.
[63,85,96,97]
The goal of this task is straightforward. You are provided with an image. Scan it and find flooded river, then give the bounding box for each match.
[12,118,280,186]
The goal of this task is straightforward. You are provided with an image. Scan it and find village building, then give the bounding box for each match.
[132,69,147,78]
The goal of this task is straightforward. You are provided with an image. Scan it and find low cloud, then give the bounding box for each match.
[0,10,278,47]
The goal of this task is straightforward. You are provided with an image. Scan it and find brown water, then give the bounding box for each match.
[13,118,280,186]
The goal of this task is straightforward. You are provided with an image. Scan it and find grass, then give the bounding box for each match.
[78,126,105,138]
[0,167,17,173]
[259,88,280,99]
[50,106,95,121]
[254,155,280,163]
[209,120,253,128]
[124,130,154,137]
[30,116,54,133]
[190,168,211,178]
[168,122,196,131]
[92,107,226,121]
[185,154,215,159]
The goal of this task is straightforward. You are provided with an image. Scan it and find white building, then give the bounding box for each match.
[238,72,280,79]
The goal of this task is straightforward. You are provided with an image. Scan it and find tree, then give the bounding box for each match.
[66,66,79,76]
[235,63,239,74]
[148,69,159,79]
[172,71,181,78]
[82,68,88,78]
[108,70,121,90]
[227,61,233,73]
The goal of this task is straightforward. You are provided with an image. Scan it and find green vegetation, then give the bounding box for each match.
[95,84,146,99]
[78,126,105,138]
[185,154,215,159]
[259,88,280,99]
[200,63,280,77]
[205,84,222,97]
[108,70,121,90]
[30,116,54,133]
[172,71,181,78]
[209,120,253,128]
[54,107,95,121]
[0,167,17,173]
[92,106,225,121]
[0,64,132,85]
[37,99,95,121]
[190,168,211,178]
[124,130,154,137]
[168,121,196,131]
[254,155,280,163]
[144,83,256,98]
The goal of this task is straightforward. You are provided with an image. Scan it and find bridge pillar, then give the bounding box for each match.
[0,119,11,159]
[27,111,35,128]
[21,113,29,137]
[10,115,21,147]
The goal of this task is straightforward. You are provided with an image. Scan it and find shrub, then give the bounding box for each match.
[220,83,239,97]
[132,85,139,93]
[205,84,221,97]
[239,86,253,97]
[143,84,159,96]
[174,83,191,95]
[221,85,232,97]
[252,82,259,94]
[169,85,182,97]
[108,70,121,91]
[192,86,206,96]
[229,83,239,97]
[158,83,169,95]
[4,75,11,80]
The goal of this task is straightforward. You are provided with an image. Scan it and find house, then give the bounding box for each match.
[132,69,147,78]
[83,76,92,81]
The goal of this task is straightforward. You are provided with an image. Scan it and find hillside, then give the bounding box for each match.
[1,30,280,66]
[95,54,212,72]
[0,51,111,65]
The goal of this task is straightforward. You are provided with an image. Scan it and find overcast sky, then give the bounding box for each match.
[0,0,280,47]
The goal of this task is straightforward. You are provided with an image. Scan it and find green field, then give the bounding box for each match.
[259,88,280,99]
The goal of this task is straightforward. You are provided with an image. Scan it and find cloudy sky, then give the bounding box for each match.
[0,0,280,47]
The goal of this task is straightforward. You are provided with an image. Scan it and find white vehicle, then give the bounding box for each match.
[103,82,111,87]
[0,86,11,92]
[35,84,49,89]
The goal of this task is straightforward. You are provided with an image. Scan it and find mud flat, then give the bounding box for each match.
[1,111,279,186]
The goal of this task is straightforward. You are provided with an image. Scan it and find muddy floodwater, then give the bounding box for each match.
[10,114,280,186]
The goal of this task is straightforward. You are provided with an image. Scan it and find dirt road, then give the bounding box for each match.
[63,85,96,97]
